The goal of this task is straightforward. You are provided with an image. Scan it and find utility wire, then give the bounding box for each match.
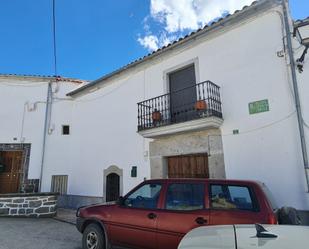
[52,0,58,77]
[220,111,297,137]
[39,0,58,191]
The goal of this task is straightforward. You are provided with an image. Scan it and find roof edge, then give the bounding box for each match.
[0,74,87,84]
[67,0,282,97]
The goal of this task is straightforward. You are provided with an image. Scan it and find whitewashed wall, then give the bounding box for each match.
[42,72,150,196]
[0,77,81,181]
[0,77,47,179]
[40,6,309,209]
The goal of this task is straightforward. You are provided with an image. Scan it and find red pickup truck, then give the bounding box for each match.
[76,179,279,249]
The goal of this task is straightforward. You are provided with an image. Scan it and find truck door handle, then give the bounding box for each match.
[147,213,157,219]
[195,217,207,225]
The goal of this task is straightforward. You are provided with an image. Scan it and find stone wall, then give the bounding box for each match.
[149,129,226,179]
[0,193,58,217]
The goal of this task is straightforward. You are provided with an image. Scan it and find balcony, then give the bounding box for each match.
[137,81,223,138]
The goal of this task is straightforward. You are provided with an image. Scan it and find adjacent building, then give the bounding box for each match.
[0,74,86,194]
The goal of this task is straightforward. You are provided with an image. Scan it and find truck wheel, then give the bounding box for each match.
[278,206,301,225]
[82,223,105,249]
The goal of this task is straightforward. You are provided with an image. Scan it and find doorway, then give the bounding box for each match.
[0,151,23,193]
[167,154,209,178]
[106,173,120,202]
[169,64,197,122]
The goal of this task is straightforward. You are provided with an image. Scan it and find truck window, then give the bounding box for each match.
[165,183,204,211]
[210,184,258,211]
[124,183,162,209]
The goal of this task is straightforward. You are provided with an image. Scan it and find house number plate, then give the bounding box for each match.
[249,99,269,114]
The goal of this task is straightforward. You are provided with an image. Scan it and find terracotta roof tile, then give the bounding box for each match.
[0,73,87,84]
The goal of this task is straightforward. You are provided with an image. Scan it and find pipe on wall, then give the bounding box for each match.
[282,0,309,191]
[39,82,52,192]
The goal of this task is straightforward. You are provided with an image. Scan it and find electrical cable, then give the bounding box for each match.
[39,0,58,191]
[220,110,297,137]
[52,0,58,77]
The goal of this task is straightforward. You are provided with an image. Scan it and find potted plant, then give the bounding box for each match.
[152,109,162,122]
[194,100,207,110]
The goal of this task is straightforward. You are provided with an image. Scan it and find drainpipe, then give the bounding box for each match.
[282,0,309,191]
[39,81,52,192]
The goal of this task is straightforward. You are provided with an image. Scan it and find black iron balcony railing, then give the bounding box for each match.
[137,80,222,131]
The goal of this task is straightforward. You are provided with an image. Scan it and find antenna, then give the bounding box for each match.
[255,224,278,238]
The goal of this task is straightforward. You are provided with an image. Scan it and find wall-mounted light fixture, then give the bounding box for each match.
[294,18,309,73]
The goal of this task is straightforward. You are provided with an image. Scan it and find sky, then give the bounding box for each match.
[0,0,308,81]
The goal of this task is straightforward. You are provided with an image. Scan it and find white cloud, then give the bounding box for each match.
[138,0,255,51]
[138,35,159,51]
[138,33,178,52]
[150,0,255,32]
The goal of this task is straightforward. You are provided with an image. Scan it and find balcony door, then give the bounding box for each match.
[169,64,196,123]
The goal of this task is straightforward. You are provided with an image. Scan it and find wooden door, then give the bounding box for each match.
[169,65,197,122]
[168,154,209,178]
[106,173,120,202]
[0,151,23,193]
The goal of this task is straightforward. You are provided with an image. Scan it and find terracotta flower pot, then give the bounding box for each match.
[152,110,162,122]
[194,100,207,110]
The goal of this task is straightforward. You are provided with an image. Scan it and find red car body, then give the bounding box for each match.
[76,179,277,249]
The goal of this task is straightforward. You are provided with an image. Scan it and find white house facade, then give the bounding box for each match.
[1,0,309,211]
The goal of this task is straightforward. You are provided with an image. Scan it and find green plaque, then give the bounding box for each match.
[249,99,269,115]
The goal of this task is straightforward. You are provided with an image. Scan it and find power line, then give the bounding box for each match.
[220,111,297,137]
[52,0,58,77]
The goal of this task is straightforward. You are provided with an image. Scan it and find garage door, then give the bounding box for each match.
[168,154,209,178]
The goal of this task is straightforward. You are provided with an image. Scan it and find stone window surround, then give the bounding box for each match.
[163,57,200,95]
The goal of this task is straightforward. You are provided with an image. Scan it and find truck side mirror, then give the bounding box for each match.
[117,196,125,206]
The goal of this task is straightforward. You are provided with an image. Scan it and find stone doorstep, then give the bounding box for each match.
[8,212,57,218]
[0,192,58,198]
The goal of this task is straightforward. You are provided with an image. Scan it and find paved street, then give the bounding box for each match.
[0,218,81,249]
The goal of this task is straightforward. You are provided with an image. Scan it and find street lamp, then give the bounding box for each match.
[294,18,309,46]
[294,18,309,73]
